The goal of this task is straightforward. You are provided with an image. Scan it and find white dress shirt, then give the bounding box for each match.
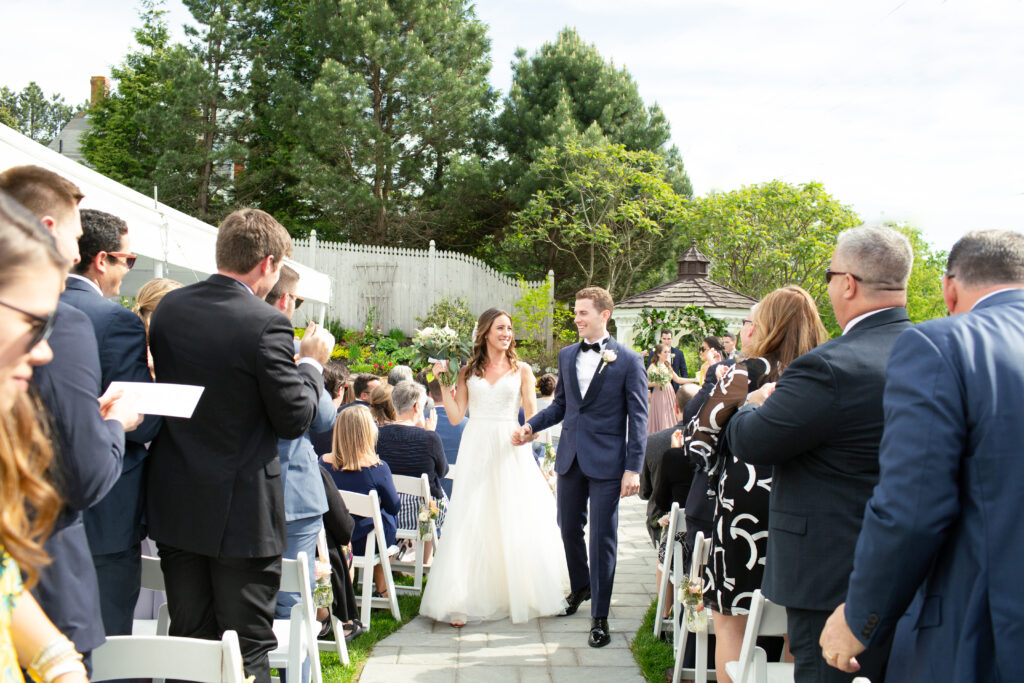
[576,335,609,397]
[66,272,103,296]
[843,307,896,335]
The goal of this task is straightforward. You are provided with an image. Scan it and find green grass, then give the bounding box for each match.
[320,574,423,683]
[630,600,675,683]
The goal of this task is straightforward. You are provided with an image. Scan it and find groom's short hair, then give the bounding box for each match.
[576,286,614,313]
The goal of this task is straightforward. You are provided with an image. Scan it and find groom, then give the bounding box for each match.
[513,286,649,647]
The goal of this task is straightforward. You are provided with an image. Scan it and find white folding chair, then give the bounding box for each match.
[92,631,244,683]
[314,529,350,665]
[724,589,793,683]
[132,555,170,637]
[391,473,438,594]
[671,531,714,683]
[444,463,458,481]
[269,552,323,683]
[339,488,401,627]
[654,502,686,639]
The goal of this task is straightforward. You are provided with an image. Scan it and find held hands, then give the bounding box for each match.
[819,603,865,673]
[746,382,776,407]
[510,422,534,446]
[431,361,451,386]
[98,386,143,432]
[715,364,730,380]
[299,322,334,365]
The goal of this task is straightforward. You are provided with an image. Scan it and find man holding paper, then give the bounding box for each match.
[62,208,162,639]
[147,208,333,683]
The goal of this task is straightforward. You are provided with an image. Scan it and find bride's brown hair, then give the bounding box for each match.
[465,308,520,379]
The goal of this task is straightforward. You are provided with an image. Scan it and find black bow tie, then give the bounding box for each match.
[580,341,601,353]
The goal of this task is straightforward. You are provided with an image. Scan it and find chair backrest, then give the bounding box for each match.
[92,632,243,683]
[392,473,432,504]
[279,552,311,593]
[339,488,376,518]
[733,590,788,683]
[141,555,165,591]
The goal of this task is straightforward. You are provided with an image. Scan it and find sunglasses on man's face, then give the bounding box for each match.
[107,252,137,270]
[0,299,57,350]
[289,293,304,309]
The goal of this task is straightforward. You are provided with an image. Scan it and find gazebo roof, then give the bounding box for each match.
[617,240,757,309]
[617,276,757,309]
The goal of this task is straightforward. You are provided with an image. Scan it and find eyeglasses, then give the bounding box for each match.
[0,299,57,350]
[288,293,304,309]
[825,269,863,284]
[107,252,137,270]
[742,319,753,326]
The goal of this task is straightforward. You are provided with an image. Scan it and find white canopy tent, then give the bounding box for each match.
[0,123,332,312]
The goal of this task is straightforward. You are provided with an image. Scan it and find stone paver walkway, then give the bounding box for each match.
[358,495,658,682]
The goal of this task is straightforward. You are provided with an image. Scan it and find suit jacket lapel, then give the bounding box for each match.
[566,343,585,404]
[581,336,617,408]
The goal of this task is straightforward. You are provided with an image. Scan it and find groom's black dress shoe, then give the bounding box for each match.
[559,586,591,617]
[588,617,611,648]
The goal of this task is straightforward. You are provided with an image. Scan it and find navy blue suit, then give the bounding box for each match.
[844,289,1024,681]
[433,405,466,499]
[30,302,126,661]
[528,336,649,617]
[62,276,162,636]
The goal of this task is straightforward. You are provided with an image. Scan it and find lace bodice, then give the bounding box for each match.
[466,371,522,422]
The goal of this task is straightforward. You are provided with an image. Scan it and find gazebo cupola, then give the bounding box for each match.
[676,240,710,280]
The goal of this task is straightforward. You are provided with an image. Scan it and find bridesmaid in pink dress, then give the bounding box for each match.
[647,344,689,433]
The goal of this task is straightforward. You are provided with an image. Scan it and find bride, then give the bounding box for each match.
[420,307,569,625]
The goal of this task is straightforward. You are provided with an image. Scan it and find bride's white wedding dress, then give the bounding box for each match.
[419,371,570,623]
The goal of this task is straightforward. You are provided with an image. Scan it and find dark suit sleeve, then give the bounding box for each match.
[725,351,837,466]
[528,351,567,434]
[674,349,688,378]
[319,466,355,545]
[35,308,124,511]
[255,316,323,440]
[653,447,688,512]
[624,351,650,473]
[103,308,162,452]
[844,327,964,646]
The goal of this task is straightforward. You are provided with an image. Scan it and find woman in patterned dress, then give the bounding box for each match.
[686,286,827,682]
[0,192,85,683]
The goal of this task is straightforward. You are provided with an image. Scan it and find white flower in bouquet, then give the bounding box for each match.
[648,364,672,388]
[413,324,472,386]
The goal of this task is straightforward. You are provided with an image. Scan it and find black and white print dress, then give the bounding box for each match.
[686,357,774,616]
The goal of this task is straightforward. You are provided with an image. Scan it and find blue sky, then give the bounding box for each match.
[4,0,1023,250]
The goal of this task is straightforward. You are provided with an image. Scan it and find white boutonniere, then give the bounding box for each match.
[598,349,618,374]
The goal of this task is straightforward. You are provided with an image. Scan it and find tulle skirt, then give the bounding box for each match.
[419,416,569,624]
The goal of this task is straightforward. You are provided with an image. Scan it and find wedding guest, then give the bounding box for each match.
[316,466,361,642]
[132,277,182,378]
[413,369,437,431]
[348,374,380,410]
[427,376,466,499]
[0,189,87,683]
[265,266,335,683]
[641,384,699,548]
[647,344,688,433]
[721,333,737,360]
[0,166,140,672]
[531,373,561,463]
[820,230,1024,681]
[368,382,396,426]
[146,208,333,683]
[726,225,913,683]
[323,406,400,598]
[387,365,413,385]
[376,381,449,560]
[310,362,352,457]
[644,330,689,393]
[689,287,828,682]
[63,208,163,640]
[694,336,725,385]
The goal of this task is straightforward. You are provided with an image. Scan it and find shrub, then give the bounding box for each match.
[387,327,406,341]
[416,297,475,339]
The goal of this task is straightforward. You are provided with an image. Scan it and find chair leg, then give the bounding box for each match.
[413,540,424,592]
[695,629,708,683]
[671,627,690,683]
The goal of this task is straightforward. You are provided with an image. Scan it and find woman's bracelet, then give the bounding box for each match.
[27,635,83,683]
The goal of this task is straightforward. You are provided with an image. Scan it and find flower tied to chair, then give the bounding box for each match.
[418,499,439,539]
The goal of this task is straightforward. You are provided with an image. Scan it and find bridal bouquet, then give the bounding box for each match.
[413,326,472,386]
[648,364,672,388]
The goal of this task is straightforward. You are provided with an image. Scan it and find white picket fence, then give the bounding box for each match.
[291,233,553,340]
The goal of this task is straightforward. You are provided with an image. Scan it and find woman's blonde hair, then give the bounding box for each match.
[133,278,183,342]
[330,405,380,471]
[368,383,395,425]
[744,285,828,381]
[466,308,519,379]
[0,393,61,588]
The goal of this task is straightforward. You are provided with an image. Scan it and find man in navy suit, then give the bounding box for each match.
[514,286,649,648]
[821,230,1024,681]
[726,225,913,682]
[0,165,140,671]
[428,377,467,499]
[63,208,162,639]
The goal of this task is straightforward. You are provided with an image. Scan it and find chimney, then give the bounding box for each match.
[677,240,711,280]
[90,76,111,107]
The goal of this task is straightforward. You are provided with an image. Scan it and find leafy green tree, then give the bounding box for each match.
[284,0,496,244]
[896,223,949,323]
[508,137,686,300]
[497,28,691,200]
[678,180,862,331]
[0,82,80,144]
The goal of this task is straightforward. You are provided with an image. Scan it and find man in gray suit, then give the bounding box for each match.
[725,225,913,682]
